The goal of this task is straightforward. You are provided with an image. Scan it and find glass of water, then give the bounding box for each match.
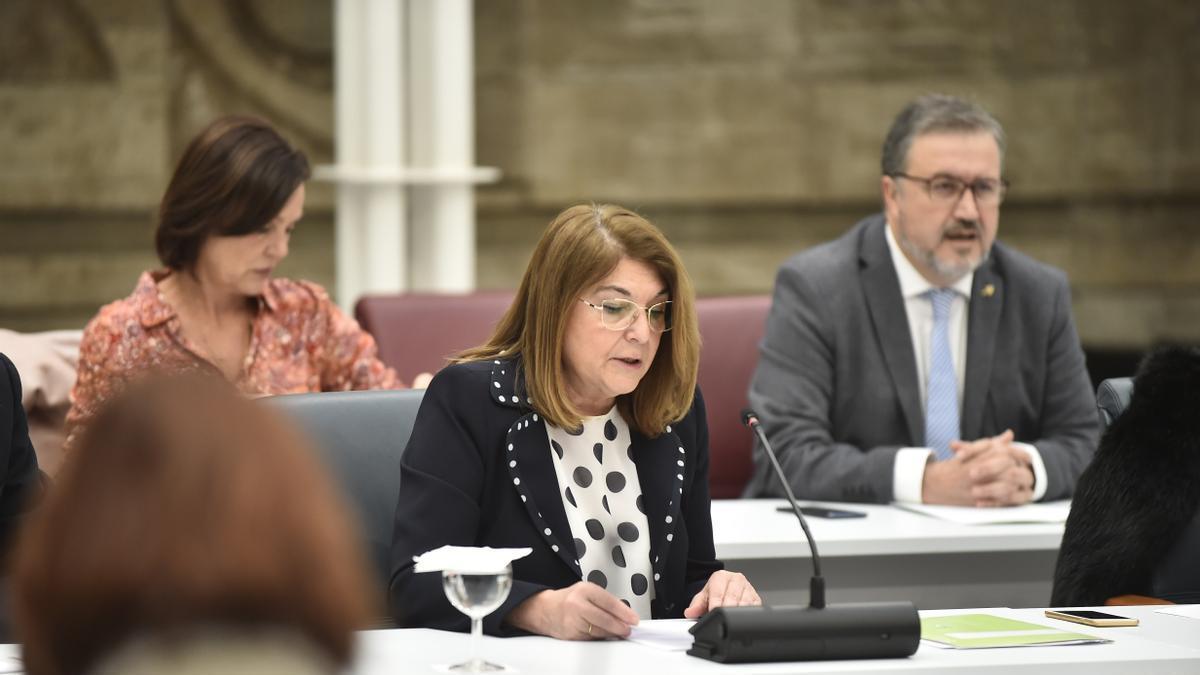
[442,564,513,672]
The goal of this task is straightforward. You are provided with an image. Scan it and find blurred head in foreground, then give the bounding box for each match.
[12,374,375,675]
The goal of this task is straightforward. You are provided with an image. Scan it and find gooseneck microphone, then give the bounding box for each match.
[686,409,921,663]
[741,409,826,609]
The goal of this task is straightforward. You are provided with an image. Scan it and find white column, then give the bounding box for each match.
[329,0,406,308]
[319,0,499,308]
[408,0,476,292]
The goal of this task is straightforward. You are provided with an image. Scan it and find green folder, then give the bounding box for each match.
[921,614,1112,649]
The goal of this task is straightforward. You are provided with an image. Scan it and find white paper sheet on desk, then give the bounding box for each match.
[893,500,1071,525]
[1155,604,1200,620]
[626,619,696,651]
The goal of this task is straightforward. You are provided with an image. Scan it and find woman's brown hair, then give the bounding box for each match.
[155,115,310,271]
[458,203,701,436]
[11,374,375,675]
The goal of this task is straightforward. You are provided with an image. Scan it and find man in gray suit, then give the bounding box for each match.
[745,95,1100,506]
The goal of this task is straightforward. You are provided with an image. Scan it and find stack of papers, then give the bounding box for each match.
[921,614,1109,649]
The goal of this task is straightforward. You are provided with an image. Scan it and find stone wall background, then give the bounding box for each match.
[2,0,1198,366]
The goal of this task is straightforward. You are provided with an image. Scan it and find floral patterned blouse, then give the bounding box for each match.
[65,270,402,452]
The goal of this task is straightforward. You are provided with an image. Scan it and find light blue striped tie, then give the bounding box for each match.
[924,288,959,461]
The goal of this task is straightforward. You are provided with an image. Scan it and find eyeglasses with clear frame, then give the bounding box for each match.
[891,172,1009,208]
[579,298,673,333]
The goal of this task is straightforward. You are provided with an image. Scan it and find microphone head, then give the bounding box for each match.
[740,408,758,427]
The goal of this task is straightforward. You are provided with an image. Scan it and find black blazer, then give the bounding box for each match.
[0,353,42,555]
[388,357,723,634]
[1051,346,1200,606]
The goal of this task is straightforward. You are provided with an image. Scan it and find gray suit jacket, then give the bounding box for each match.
[744,214,1100,503]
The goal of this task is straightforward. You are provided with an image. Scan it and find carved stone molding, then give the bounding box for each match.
[0,0,115,83]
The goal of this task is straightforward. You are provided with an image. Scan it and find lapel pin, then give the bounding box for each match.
[982,284,995,298]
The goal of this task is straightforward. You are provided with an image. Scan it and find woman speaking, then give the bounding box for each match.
[389,204,759,640]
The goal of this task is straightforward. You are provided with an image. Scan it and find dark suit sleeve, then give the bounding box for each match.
[748,264,902,503]
[0,353,42,556]
[1028,277,1100,501]
[681,389,724,601]
[387,366,550,635]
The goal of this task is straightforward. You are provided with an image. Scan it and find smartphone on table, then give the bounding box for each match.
[1044,609,1139,627]
[775,505,867,519]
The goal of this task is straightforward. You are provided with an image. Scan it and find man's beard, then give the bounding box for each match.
[897,218,990,284]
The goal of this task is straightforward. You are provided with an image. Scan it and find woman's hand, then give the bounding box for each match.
[683,571,761,618]
[505,581,639,640]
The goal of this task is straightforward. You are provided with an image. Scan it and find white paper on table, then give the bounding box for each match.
[892,500,1071,525]
[433,664,518,673]
[626,618,697,651]
[1154,604,1200,620]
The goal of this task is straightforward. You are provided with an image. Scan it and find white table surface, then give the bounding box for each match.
[349,606,1200,675]
[0,606,1192,674]
[711,500,1066,609]
[712,500,1066,560]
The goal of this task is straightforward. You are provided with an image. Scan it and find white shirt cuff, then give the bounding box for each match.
[893,447,933,503]
[1013,442,1048,501]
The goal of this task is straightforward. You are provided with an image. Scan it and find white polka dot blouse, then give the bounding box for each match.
[544,406,655,618]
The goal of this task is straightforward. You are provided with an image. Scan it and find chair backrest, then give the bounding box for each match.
[355,292,515,383]
[352,291,771,499]
[264,389,424,597]
[1096,377,1134,427]
[695,295,772,499]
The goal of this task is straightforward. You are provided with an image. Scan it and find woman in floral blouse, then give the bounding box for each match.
[66,116,411,452]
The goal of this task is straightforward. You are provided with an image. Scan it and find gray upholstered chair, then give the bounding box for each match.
[1095,377,1133,427]
[265,389,424,599]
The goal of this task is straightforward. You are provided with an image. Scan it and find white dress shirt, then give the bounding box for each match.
[884,224,1048,503]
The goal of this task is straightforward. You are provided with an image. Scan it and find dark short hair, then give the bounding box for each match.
[155,116,310,270]
[881,94,1006,176]
[12,374,375,675]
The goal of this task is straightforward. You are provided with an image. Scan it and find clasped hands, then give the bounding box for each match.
[506,570,760,640]
[921,429,1035,507]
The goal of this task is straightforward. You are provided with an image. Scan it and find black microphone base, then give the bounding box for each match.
[687,602,920,663]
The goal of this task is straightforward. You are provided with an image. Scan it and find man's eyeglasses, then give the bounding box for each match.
[580,298,673,333]
[891,173,1009,207]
